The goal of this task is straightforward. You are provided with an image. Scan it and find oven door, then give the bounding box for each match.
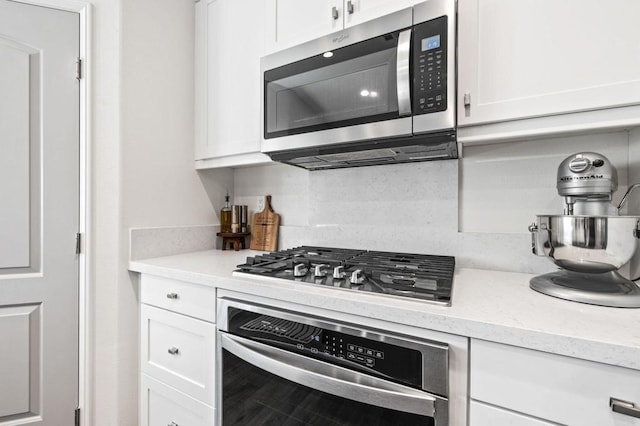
[261,8,413,154]
[217,332,448,426]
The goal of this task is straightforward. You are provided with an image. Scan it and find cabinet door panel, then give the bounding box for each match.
[140,275,216,322]
[458,0,640,126]
[344,0,418,28]
[140,374,214,426]
[141,305,216,405]
[470,401,555,426]
[265,0,341,54]
[471,339,640,425]
[204,0,265,158]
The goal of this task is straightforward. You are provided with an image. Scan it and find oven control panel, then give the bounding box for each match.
[228,307,437,390]
[413,15,448,116]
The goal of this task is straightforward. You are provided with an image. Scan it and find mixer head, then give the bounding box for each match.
[557,152,618,215]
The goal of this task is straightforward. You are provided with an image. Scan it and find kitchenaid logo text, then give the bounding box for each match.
[559,175,607,182]
[333,34,349,43]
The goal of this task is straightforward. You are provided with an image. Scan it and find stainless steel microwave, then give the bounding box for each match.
[261,0,457,170]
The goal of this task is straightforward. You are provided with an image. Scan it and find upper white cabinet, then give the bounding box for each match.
[458,0,640,129]
[194,0,271,169]
[264,0,421,54]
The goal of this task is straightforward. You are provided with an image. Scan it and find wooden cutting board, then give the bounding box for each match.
[250,195,280,252]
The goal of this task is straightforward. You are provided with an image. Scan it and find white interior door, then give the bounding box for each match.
[0,1,80,424]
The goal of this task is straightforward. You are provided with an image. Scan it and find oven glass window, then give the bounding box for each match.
[222,350,434,426]
[264,31,403,139]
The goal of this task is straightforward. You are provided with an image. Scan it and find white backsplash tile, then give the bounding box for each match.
[232,131,635,275]
[459,131,629,233]
[129,225,217,260]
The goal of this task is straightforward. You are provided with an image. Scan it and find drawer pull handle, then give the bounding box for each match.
[167,346,180,355]
[166,292,179,300]
[610,397,640,419]
[168,422,178,426]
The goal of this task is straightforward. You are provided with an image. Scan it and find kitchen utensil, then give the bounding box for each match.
[249,195,280,252]
[529,152,640,307]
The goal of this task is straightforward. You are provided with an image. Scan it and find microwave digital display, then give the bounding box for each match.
[421,35,440,51]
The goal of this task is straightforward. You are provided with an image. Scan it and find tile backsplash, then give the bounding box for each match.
[230,130,638,275]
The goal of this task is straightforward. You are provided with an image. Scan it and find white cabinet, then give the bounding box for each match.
[141,375,215,426]
[139,275,217,426]
[470,339,640,425]
[194,0,271,169]
[457,0,640,129]
[264,0,421,54]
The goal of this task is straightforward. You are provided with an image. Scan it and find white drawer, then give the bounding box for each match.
[470,400,555,426]
[140,374,214,426]
[141,274,216,322]
[141,305,216,404]
[471,339,640,425]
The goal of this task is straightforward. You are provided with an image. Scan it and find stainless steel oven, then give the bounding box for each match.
[261,0,457,170]
[216,297,454,425]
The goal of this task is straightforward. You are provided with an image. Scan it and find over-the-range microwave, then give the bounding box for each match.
[261,0,457,170]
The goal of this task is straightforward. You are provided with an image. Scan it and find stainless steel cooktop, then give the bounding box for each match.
[234,246,454,306]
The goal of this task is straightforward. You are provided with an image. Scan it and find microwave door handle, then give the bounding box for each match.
[220,332,437,417]
[396,29,412,116]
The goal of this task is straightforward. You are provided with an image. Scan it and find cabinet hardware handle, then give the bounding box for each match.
[166,292,179,300]
[463,92,471,107]
[168,423,178,426]
[347,1,354,14]
[332,6,339,20]
[168,346,180,355]
[610,397,640,419]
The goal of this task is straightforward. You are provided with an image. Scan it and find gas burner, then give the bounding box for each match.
[235,246,455,306]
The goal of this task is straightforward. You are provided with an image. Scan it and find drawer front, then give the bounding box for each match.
[471,339,640,425]
[140,374,215,426]
[470,401,555,426]
[141,305,216,404]
[141,274,216,322]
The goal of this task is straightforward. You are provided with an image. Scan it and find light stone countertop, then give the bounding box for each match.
[129,249,640,371]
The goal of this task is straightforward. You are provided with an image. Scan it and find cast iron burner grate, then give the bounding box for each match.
[235,246,455,305]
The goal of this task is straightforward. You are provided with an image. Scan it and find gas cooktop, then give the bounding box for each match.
[234,246,455,305]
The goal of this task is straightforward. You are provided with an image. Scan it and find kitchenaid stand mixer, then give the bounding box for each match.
[529,152,640,307]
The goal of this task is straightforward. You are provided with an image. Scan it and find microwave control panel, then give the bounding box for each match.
[413,16,448,115]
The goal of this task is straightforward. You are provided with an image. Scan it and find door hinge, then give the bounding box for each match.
[76,58,82,80]
[74,407,80,426]
[75,233,82,255]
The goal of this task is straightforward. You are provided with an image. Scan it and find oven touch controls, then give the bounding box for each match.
[347,343,384,367]
[323,333,345,358]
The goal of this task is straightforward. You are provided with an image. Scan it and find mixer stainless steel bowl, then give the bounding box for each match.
[530,215,640,273]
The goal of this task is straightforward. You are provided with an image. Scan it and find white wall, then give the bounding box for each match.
[232,131,634,275]
[88,0,214,425]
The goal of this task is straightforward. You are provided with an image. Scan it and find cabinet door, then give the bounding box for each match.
[140,374,214,426]
[470,401,555,426]
[198,0,265,160]
[458,0,640,127]
[141,305,216,405]
[265,0,341,54]
[344,0,419,28]
[471,339,640,425]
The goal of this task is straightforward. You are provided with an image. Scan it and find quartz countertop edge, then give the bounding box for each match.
[129,249,640,371]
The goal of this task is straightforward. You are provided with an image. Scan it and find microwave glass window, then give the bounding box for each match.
[421,35,440,51]
[264,32,402,138]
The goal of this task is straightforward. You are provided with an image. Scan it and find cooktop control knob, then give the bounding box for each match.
[314,264,329,277]
[293,263,308,277]
[350,269,365,284]
[333,265,346,279]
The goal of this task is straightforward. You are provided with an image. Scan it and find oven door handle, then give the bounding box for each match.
[220,332,438,417]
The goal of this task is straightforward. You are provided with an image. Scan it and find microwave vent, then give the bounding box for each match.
[268,131,457,170]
